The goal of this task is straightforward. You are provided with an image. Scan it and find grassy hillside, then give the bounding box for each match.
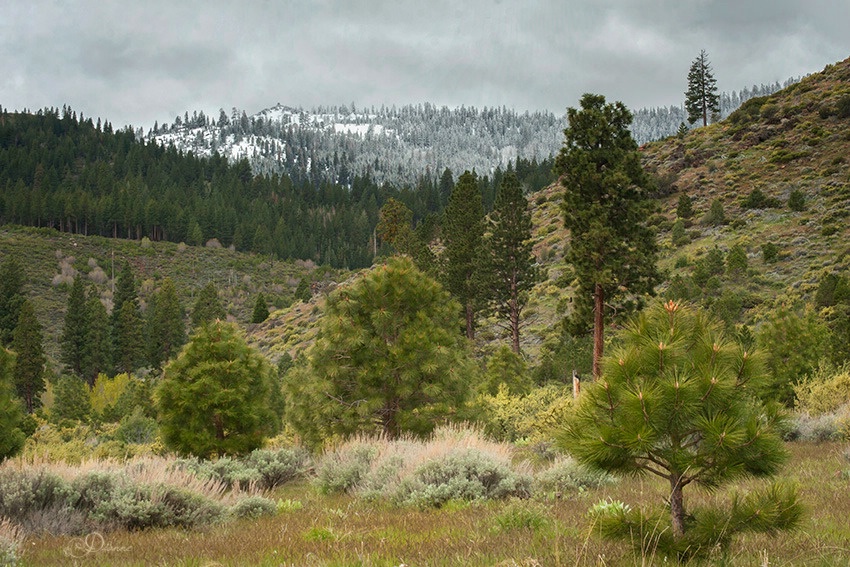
[0,225,328,364]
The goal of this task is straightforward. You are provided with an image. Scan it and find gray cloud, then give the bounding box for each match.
[2,0,847,129]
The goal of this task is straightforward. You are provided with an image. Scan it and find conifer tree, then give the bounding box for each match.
[251,293,270,324]
[0,347,26,459]
[442,170,486,339]
[12,300,46,413]
[51,375,92,423]
[561,301,801,560]
[486,172,539,353]
[82,288,110,386]
[60,276,88,377]
[145,278,186,369]
[554,94,659,378]
[685,49,720,127]
[114,300,144,374]
[157,321,280,457]
[295,278,312,303]
[191,282,226,328]
[284,257,474,446]
[0,256,25,347]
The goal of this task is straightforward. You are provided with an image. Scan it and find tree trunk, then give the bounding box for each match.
[465,302,475,340]
[213,414,225,441]
[509,297,520,354]
[592,282,604,379]
[670,474,686,538]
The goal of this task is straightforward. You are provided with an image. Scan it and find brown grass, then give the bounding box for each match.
[19,442,850,566]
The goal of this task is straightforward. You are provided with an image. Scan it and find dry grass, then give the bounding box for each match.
[18,442,850,566]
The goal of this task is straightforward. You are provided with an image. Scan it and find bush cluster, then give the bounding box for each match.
[314,426,532,507]
[475,383,574,443]
[176,447,312,491]
[533,457,616,497]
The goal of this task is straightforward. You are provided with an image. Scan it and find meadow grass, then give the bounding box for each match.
[17,442,850,566]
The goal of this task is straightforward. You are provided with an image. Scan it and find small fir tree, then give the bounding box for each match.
[726,243,749,278]
[703,198,726,225]
[251,293,270,324]
[486,172,540,353]
[685,49,720,127]
[113,300,144,375]
[295,278,312,303]
[787,189,806,212]
[676,193,694,220]
[561,301,801,560]
[284,256,475,446]
[60,276,88,377]
[0,347,26,459]
[157,321,280,457]
[11,300,46,413]
[191,282,226,328]
[671,219,690,247]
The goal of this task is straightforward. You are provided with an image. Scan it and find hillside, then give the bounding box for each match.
[146,80,791,189]
[0,225,326,364]
[249,57,850,369]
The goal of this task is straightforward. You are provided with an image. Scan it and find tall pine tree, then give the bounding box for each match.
[12,300,46,413]
[60,276,88,377]
[555,94,659,378]
[83,288,110,385]
[441,170,486,339]
[0,347,26,459]
[685,49,720,127]
[486,172,539,354]
[0,256,25,347]
[145,278,186,369]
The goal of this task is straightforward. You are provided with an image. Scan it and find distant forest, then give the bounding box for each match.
[0,107,555,268]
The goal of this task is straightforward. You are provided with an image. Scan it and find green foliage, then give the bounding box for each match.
[115,406,158,445]
[762,242,780,263]
[314,443,377,494]
[491,499,550,533]
[285,257,475,445]
[794,362,850,415]
[0,348,26,460]
[251,292,269,324]
[179,447,311,491]
[190,282,226,328]
[11,300,46,413]
[475,383,574,443]
[51,375,92,423]
[670,219,689,247]
[758,307,830,405]
[554,93,659,375]
[702,198,726,225]
[0,256,24,347]
[726,243,749,277]
[533,456,615,496]
[481,345,532,396]
[82,288,110,385]
[294,278,312,303]
[561,301,794,550]
[485,172,540,352]
[787,189,807,212]
[395,448,531,508]
[741,187,781,209]
[145,278,186,369]
[685,50,720,127]
[113,299,144,374]
[157,321,280,457]
[230,495,278,520]
[441,170,486,339]
[692,247,725,286]
[0,467,78,533]
[676,193,694,220]
[60,276,88,377]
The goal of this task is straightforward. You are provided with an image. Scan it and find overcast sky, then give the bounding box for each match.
[3,0,848,129]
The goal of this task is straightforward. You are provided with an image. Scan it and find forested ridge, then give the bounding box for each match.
[0,106,554,269]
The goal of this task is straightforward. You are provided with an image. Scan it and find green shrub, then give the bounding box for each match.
[794,363,850,415]
[230,495,278,520]
[702,199,726,226]
[741,188,780,209]
[0,468,77,533]
[491,499,550,532]
[314,443,377,494]
[476,383,574,443]
[245,447,312,490]
[534,457,616,496]
[395,448,531,508]
[671,219,689,247]
[782,411,846,442]
[179,456,260,490]
[115,406,158,445]
[787,189,807,212]
[762,242,780,263]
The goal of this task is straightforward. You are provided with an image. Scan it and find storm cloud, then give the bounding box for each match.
[2,0,848,129]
